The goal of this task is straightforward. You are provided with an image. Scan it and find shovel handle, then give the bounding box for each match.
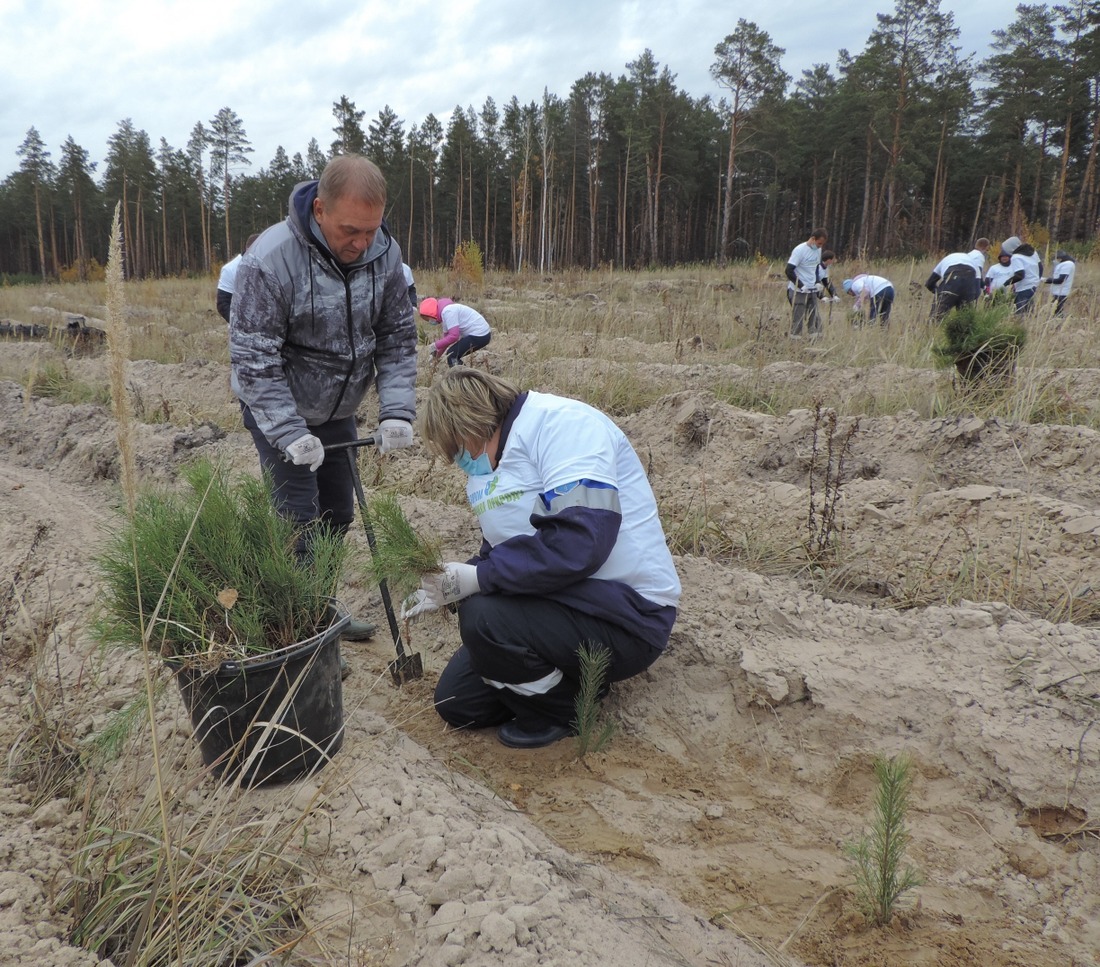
[342,448,411,663]
[323,434,379,454]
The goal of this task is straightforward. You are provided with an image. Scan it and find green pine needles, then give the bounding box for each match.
[362,491,444,602]
[934,300,1027,382]
[573,643,617,756]
[94,459,347,662]
[845,752,923,926]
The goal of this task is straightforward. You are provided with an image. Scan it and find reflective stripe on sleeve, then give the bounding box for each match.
[483,668,564,696]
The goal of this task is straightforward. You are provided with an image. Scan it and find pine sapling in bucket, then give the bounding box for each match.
[933,300,1027,383]
[93,459,351,785]
[94,460,346,662]
[845,752,923,926]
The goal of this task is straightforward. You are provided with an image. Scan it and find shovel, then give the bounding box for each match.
[324,435,424,686]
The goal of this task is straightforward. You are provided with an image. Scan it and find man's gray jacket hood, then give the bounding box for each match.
[229,179,417,450]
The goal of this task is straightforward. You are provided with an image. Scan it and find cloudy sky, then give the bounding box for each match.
[2,0,997,180]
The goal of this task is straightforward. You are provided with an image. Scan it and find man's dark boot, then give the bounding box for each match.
[342,618,377,641]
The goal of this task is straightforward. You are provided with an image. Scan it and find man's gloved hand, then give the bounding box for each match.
[830,295,841,302]
[813,282,826,297]
[400,562,480,621]
[377,419,414,453]
[285,433,325,472]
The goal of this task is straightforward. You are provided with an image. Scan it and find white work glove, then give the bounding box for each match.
[813,282,826,297]
[830,295,841,302]
[285,433,325,472]
[400,562,480,621]
[376,418,414,453]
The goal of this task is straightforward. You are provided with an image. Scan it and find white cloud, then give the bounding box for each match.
[1,0,997,176]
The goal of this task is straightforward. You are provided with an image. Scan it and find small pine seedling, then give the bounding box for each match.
[845,752,923,926]
[572,643,616,757]
[364,491,444,601]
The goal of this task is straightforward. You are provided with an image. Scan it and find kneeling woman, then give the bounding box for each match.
[418,297,492,366]
[403,368,681,748]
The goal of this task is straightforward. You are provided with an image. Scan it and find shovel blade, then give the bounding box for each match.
[389,651,424,686]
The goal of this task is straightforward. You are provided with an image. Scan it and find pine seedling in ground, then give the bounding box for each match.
[573,643,616,757]
[845,752,923,926]
[363,491,444,602]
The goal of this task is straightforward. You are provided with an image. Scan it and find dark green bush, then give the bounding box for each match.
[933,300,1027,381]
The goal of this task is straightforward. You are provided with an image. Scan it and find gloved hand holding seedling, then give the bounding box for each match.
[401,563,480,620]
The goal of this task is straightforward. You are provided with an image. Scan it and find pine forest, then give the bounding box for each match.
[3,0,1099,280]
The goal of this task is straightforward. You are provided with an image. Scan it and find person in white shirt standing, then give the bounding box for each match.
[784,229,828,338]
[1001,236,1044,314]
[787,249,839,305]
[402,263,417,312]
[984,249,1015,295]
[1042,250,1076,316]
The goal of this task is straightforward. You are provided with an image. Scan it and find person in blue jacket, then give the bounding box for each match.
[402,367,682,748]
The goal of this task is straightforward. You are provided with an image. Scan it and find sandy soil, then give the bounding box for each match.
[0,313,1098,967]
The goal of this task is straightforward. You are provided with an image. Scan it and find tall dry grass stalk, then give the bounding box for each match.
[105,202,136,512]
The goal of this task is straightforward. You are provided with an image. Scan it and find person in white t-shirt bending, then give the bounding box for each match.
[925,238,989,320]
[1042,250,1076,316]
[843,274,895,325]
[784,229,829,338]
[401,367,681,749]
[418,297,492,366]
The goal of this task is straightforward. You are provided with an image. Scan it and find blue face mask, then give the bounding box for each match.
[454,448,493,476]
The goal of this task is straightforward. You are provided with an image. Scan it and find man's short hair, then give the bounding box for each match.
[318,154,387,207]
[810,228,828,242]
[975,237,990,251]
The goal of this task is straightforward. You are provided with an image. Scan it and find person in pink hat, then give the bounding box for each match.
[418,297,492,366]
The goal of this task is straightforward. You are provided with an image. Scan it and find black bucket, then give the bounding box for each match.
[171,602,349,787]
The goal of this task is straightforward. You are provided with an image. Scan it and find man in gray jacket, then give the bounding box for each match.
[230,154,418,640]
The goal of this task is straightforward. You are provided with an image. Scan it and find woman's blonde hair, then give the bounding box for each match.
[418,367,520,462]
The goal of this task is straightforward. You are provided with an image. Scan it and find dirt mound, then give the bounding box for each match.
[1,341,1098,966]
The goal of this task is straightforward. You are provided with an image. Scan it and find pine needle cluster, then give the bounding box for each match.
[361,491,444,601]
[573,643,616,756]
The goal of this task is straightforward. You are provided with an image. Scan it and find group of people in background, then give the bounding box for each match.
[926,235,1076,318]
[784,228,897,334]
[784,230,1077,338]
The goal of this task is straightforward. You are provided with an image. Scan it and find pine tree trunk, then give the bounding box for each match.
[32,183,46,279]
